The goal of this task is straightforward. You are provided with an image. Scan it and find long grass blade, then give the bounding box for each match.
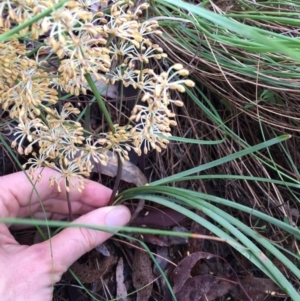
[151,135,289,185]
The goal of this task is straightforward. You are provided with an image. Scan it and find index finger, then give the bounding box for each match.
[0,168,112,217]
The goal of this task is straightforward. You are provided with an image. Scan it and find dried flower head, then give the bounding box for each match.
[0,0,195,193]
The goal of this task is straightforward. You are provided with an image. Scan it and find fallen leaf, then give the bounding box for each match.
[172,252,214,293]
[65,252,117,283]
[91,75,119,99]
[132,207,187,229]
[230,277,285,301]
[199,280,233,301]
[92,150,148,187]
[153,246,171,276]
[132,249,154,301]
[143,234,170,247]
[95,243,110,257]
[176,275,215,301]
[116,257,128,301]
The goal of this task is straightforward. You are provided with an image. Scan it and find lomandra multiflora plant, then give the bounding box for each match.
[0,0,194,193]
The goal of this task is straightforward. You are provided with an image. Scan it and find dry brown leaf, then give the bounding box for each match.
[91,75,119,99]
[172,252,214,293]
[132,249,154,301]
[176,275,216,301]
[131,207,186,229]
[91,150,148,187]
[199,280,233,301]
[65,252,118,283]
[229,277,285,301]
[153,246,170,276]
[116,257,128,301]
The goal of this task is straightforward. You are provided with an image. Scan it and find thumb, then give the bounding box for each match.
[40,205,131,273]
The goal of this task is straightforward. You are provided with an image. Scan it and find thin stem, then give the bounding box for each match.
[85,73,115,133]
[118,82,124,124]
[85,74,123,202]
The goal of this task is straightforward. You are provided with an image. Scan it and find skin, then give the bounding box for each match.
[0,168,131,301]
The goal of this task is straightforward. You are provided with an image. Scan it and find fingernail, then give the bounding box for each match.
[105,206,130,227]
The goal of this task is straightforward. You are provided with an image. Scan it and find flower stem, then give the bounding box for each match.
[66,178,73,221]
[85,73,115,133]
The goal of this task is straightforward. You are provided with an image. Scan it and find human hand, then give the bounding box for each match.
[0,168,131,301]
